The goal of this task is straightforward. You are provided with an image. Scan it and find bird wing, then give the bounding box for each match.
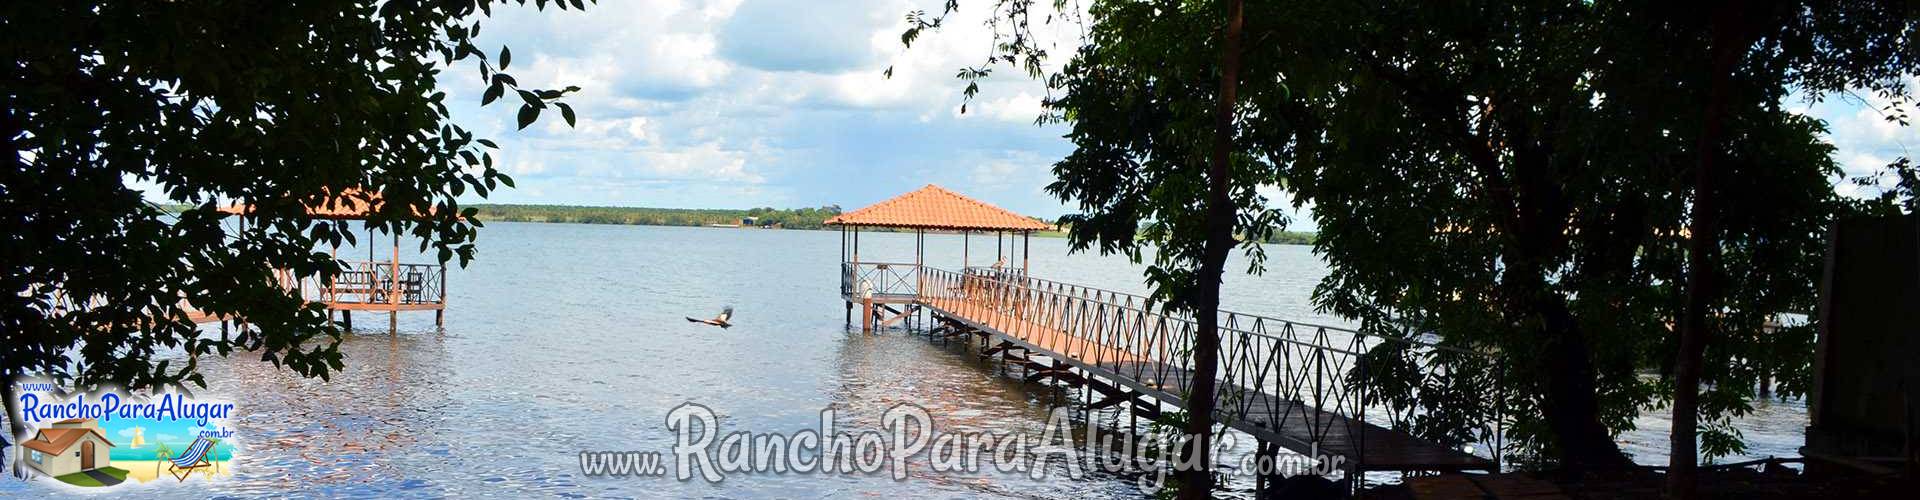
[716,306,733,323]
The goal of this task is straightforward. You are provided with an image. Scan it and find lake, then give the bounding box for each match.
[1,222,1808,498]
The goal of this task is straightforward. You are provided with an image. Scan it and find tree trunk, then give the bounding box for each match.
[1537,295,1631,472]
[1500,104,1631,473]
[2,375,22,478]
[1178,1,1244,498]
[1507,256,1629,472]
[1670,4,1751,498]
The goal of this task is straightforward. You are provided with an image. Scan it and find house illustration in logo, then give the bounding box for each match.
[18,418,115,478]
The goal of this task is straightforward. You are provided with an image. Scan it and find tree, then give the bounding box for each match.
[1664,2,1918,496]
[0,0,590,462]
[902,1,1286,496]
[1264,0,1915,475]
[907,0,1919,485]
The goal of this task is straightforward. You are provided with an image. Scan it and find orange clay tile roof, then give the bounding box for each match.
[219,187,439,220]
[826,184,1052,231]
[21,426,114,455]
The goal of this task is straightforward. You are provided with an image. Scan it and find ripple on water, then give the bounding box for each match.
[0,225,1807,499]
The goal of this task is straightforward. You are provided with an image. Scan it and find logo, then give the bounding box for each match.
[8,380,238,489]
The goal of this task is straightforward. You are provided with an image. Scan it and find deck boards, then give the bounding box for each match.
[915,293,1493,473]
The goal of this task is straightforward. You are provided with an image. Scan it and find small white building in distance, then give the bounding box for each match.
[19,418,115,477]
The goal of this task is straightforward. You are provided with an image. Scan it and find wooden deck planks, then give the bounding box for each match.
[917,293,1494,473]
[921,295,1152,365]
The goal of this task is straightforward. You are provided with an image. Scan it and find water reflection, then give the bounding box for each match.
[199,332,459,497]
[0,223,1808,498]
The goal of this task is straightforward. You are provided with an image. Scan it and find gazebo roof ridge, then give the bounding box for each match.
[825,184,1051,232]
[218,186,441,220]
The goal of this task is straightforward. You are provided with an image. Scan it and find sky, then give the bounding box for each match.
[185,1,1920,228]
[441,0,1085,218]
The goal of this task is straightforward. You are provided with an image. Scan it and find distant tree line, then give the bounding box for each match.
[1259,231,1314,246]
[1050,221,1315,246]
[470,204,843,230]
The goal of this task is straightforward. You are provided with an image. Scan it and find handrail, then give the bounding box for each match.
[907,264,1508,473]
[841,262,921,297]
[957,267,1473,355]
[957,267,1478,351]
[303,260,445,306]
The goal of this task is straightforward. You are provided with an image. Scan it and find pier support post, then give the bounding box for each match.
[1130,402,1137,435]
[435,309,444,328]
[1255,440,1276,496]
[344,311,354,332]
[845,301,852,326]
[861,297,874,333]
[390,311,397,334]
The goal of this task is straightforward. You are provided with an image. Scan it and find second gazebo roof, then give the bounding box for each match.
[825,184,1051,232]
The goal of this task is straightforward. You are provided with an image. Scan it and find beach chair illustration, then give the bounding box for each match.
[166,436,218,481]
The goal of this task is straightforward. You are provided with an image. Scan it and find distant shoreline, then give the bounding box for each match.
[472,204,1315,245]
[164,202,1314,245]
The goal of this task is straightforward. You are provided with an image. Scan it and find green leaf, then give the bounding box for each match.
[516,104,540,130]
[499,46,511,69]
[557,102,576,127]
[482,82,503,105]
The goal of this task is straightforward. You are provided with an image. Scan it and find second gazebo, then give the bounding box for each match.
[219,187,450,333]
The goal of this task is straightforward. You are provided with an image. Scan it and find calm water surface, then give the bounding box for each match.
[3,223,1807,498]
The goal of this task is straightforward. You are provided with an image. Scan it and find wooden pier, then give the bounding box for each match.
[828,185,1503,485]
[199,187,449,333]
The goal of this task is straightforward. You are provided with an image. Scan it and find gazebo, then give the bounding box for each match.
[825,184,1051,332]
[219,187,449,332]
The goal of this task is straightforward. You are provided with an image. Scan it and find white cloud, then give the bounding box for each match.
[972,91,1048,124]
[476,0,742,105]
[541,115,654,146]
[503,158,550,177]
[630,141,765,183]
[1794,85,1918,200]
[625,117,654,143]
[719,1,886,73]
[427,0,1079,209]
[970,159,1024,187]
[1838,151,1891,177]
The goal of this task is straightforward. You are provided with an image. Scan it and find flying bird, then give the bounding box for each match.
[687,306,734,329]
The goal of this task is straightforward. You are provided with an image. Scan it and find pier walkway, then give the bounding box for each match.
[827,185,1504,481]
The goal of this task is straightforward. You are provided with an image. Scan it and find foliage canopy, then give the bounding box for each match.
[909,0,1920,471]
[0,0,589,421]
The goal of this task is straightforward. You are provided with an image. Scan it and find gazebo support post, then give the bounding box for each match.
[915,228,924,297]
[436,262,447,329]
[842,226,851,326]
[854,227,872,334]
[389,232,399,335]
